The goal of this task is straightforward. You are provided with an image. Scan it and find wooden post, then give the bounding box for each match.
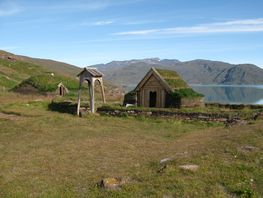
[77,81,82,116]
[100,79,106,103]
[90,79,95,113]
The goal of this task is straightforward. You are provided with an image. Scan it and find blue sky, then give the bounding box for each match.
[1,0,263,68]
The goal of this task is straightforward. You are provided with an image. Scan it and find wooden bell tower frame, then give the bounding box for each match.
[77,67,106,115]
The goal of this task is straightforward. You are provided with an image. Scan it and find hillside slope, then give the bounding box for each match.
[92,58,263,91]
[0,51,81,94]
[0,50,123,100]
[0,50,81,78]
[0,55,46,90]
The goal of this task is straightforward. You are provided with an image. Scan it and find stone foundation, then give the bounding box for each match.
[97,107,231,122]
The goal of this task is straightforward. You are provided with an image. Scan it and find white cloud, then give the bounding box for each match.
[114,18,263,36]
[92,20,114,26]
[116,29,159,35]
[0,1,22,17]
[68,20,114,28]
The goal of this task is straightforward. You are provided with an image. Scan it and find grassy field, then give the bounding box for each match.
[0,92,262,197]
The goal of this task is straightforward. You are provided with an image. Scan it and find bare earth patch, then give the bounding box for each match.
[0,112,23,121]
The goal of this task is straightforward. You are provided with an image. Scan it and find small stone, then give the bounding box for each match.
[243,145,256,151]
[179,164,199,172]
[157,165,167,173]
[160,158,173,164]
[98,177,128,190]
[99,178,121,190]
[146,111,152,115]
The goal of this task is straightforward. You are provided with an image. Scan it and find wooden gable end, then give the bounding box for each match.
[134,67,173,93]
[143,74,163,88]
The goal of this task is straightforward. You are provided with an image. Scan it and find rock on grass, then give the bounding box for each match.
[179,164,199,172]
[98,177,129,190]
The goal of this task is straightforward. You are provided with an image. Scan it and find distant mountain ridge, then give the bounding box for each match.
[91,58,263,92]
[1,50,263,93]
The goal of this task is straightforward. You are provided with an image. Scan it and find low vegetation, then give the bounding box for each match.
[171,88,204,99]
[0,58,45,89]
[14,74,79,93]
[0,92,262,197]
[156,68,189,88]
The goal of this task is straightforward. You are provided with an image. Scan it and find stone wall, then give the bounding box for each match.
[97,107,231,122]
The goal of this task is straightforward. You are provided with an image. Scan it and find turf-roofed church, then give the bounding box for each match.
[130,67,204,108]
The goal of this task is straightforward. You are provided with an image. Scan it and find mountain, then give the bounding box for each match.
[91,58,263,92]
[2,50,263,94]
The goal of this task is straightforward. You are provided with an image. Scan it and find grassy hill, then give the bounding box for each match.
[14,74,79,93]
[0,50,123,101]
[0,57,46,90]
[17,55,81,77]
[0,50,81,78]
[0,50,82,92]
[0,52,80,94]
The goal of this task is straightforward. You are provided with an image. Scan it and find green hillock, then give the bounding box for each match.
[0,58,45,89]
[14,74,79,93]
[0,52,79,92]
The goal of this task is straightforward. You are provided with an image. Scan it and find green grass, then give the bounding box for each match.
[0,58,47,90]
[14,74,79,92]
[0,59,44,77]
[155,68,189,89]
[155,68,203,99]
[0,57,79,93]
[0,92,262,197]
[171,88,204,99]
[0,74,18,89]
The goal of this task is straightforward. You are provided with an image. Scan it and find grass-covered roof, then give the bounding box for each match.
[155,68,203,98]
[14,74,79,93]
[155,68,189,89]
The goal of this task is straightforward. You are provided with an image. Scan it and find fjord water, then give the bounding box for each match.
[191,85,263,105]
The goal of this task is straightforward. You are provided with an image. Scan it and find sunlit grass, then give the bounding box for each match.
[0,92,262,197]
